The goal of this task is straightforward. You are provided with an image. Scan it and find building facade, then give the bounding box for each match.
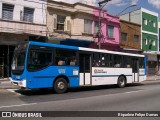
[90,7,120,50]
[47,0,95,46]
[120,8,159,76]
[47,0,120,50]
[0,0,121,78]
[0,0,47,77]
[120,20,141,52]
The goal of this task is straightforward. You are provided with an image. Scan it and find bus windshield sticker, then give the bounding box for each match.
[94,69,107,74]
[73,69,78,75]
[139,69,144,74]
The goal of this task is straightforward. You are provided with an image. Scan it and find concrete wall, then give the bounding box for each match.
[93,8,120,44]
[0,0,47,24]
[141,8,159,51]
[47,1,120,45]
[120,9,141,25]
[120,20,141,50]
[0,33,28,45]
[0,0,47,42]
[47,1,95,42]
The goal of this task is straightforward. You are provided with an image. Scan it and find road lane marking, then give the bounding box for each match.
[7,89,18,93]
[124,90,144,94]
[7,89,22,96]
[0,103,37,109]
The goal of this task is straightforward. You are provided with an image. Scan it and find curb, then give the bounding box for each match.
[0,79,19,89]
[0,78,10,82]
[0,86,19,89]
[141,80,160,85]
[1,79,160,89]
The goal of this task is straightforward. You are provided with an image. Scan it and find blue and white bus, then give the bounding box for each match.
[11,41,146,93]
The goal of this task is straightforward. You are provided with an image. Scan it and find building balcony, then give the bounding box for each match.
[0,19,46,36]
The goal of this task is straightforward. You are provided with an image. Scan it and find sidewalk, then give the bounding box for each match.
[0,78,19,89]
[1,77,160,89]
[146,75,160,81]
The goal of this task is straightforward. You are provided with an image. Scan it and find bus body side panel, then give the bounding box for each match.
[91,67,133,85]
[139,56,147,82]
[115,68,133,83]
[26,66,79,89]
[139,68,146,82]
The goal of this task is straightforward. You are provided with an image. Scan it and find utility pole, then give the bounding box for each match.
[98,0,111,49]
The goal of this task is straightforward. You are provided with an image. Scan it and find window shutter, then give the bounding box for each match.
[2,4,14,20]
[64,16,71,31]
[23,7,34,22]
[53,14,57,30]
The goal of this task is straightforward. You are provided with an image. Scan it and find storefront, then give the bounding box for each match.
[158,55,160,75]
[0,33,20,78]
[144,52,160,76]
[0,45,15,78]
[0,33,46,78]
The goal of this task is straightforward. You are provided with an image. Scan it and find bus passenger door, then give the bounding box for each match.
[132,59,139,82]
[79,53,91,86]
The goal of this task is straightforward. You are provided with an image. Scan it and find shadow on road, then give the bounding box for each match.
[14,83,143,96]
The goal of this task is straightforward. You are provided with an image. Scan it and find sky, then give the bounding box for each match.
[106,0,160,19]
[53,0,160,20]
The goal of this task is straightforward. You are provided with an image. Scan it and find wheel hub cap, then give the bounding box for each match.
[120,80,124,86]
[57,82,65,89]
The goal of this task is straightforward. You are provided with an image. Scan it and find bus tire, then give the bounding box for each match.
[117,76,126,88]
[54,78,68,94]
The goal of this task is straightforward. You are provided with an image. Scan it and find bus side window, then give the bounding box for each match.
[109,55,113,67]
[114,63,120,68]
[93,60,100,67]
[27,46,53,71]
[70,56,77,66]
[101,54,105,66]
[92,60,96,66]
[113,55,121,68]
[139,58,144,68]
[92,53,100,67]
[58,60,65,66]
[124,56,132,68]
[55,48,77,66]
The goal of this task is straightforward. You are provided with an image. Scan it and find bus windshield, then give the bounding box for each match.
[11,42,28,75]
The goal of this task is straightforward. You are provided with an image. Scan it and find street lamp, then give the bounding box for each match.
[117,3,137,16]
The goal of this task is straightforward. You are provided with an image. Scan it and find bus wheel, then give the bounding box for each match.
[54,78,68,94]
[117,76,126,88]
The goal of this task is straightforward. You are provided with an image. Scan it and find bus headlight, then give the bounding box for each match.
[18,79,26,88]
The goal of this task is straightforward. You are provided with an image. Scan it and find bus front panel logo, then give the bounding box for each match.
[58,69,66,74]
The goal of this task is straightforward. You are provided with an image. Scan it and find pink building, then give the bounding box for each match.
[89,7,120,51]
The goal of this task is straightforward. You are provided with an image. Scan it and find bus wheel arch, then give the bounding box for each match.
[117,75,126,88]
[53,75,69,94]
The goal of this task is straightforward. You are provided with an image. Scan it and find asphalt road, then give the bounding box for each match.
[0,83,160,120]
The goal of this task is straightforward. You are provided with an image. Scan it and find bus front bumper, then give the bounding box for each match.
[10,78,26,88]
